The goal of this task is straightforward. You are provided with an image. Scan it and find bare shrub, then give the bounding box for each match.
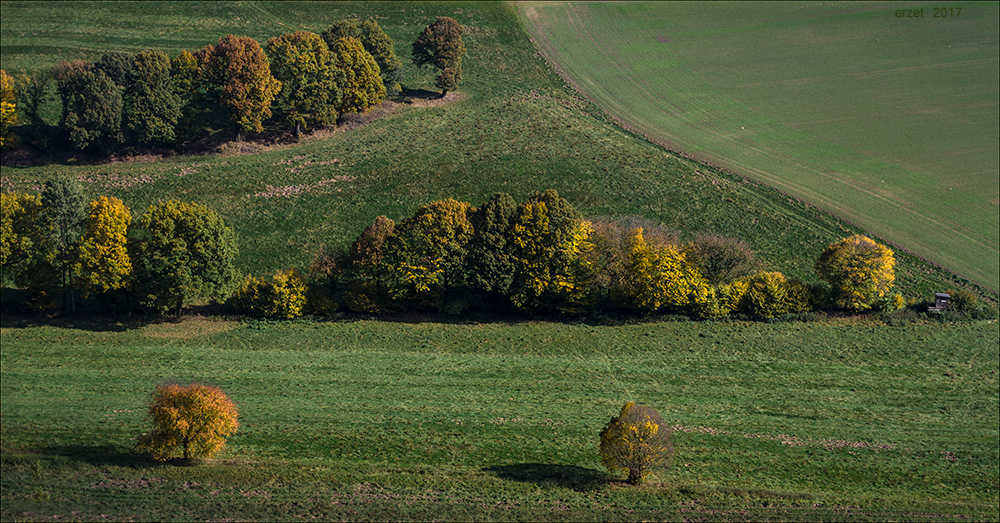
[684,233,757,285]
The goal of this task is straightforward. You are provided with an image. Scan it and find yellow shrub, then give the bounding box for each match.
[135,383,239,461]
[231,269,307,319]
[816,235,895,311]
[742,271,789,319]
[599,402,674,485]
[627,228,708,313]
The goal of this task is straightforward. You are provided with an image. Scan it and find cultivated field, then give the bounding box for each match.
[519,1,1000,292]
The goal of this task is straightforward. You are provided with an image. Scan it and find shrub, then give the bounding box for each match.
[815,235,895,311]
[599,402,674,485]
[741,271,788,319]
[135,383,239,462]
[231,268,308,319]
[684,233,757,285]
[945,288,977,313]
[784,278,814,314]
[626,228,708,314]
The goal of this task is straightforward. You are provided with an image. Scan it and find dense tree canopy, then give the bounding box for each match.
[51,61,123,152]
[197,35,282,141]
[72,196,132,296]
[464,193,518,301]
[132,200,239,314]
[266,31,343,139]
[124,50,183,145]
[412,16,466,96]
[816,234,895,311]
[323,18,403,97]
[328,36,385,116]
[0,69,18,149]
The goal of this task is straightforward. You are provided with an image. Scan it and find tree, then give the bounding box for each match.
[136,383,239,461]
[464,193,518,304]
[328,36,385,117]
[341,215,395,313]
[412,16,466,97]
[266,31,343,140]
[72,196,132,296]
[626,228,709,314]
[40,179,88,311]
[198,35,281,141]
[508,190,594,314]
[0,192,44,284]
[684,233,757,285]
[815,235,895,311]
[93,51,134,89]
[14,70,52,150]
[131,200,239,315]
[124,50,182,146]
[0,69,18,149]
[384,198,474,310]
[170,50,202,144]
[587,217,681,312]
[741,271,789,319]
[599,402,674,485]
[51,61,123,152]
[323,18,403,97]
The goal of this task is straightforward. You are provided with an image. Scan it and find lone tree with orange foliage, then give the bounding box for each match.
[599,402,674,485]
[136,383,239,461]
[815,234,895,311]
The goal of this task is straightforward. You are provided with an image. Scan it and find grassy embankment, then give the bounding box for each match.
[519,1,999,292]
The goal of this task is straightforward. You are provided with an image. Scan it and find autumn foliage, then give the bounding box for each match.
[815,235,895,311]
[72,196,132,296]
[599,402,674,485]
[136,383,239,461]
[231,268,308,319]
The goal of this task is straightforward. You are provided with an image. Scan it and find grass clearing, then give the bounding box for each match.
[2,315,998,520]
[519,1,999,291]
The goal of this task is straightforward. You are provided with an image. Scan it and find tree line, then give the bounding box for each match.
[2,183,907,320]
[0,16,466,154]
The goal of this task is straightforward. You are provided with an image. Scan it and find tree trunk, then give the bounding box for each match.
[294,122,301,142]
[439,88,448,99]
[234,124,242,142]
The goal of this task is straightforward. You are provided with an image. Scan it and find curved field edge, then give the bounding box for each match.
[1,317,997,520]
[516,1,999,292]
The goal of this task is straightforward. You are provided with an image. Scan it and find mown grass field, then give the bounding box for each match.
[1,2,999,521]
[2,316,998,521]
[519,1,1000,292]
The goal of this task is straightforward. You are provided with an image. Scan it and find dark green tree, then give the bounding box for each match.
[266,31,344,140]
[323,18,403,97]
[93,51,135,89]
[340,215,395,313]
[52,61,123,153]
[124,50,182,146]
[14,70,53,150]
[412,16,466,97]
[464,193,517,305]
[131,200,239,315]
[40,179,88,311]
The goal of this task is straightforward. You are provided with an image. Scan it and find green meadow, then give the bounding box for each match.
[2,316,998,520]
[519,1,1000,292]
[2,1,999,521]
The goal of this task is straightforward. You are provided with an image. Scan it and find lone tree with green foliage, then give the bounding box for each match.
[599,402,674,485]
[197,35,281,141]
[131,200,238,315]
[412,16,466,97]
[323,18,403,97]
[815,235,895,312]
[266,31,344,140]
[136,383,239,462]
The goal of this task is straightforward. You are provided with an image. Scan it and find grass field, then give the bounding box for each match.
[2,315,998,520]
[518,1,999,292]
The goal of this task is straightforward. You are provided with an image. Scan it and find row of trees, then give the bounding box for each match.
[1,184,898,319]
[0,16,467,153]
[1,182,237,314]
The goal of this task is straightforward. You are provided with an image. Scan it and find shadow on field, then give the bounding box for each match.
[484,463,610,491]
[41,445,160,469]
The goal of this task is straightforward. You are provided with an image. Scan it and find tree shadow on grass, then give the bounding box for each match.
[38,445,161,469]
[483,463,613,492]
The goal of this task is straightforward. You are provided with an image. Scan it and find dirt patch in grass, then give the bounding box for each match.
[140,316,238,340]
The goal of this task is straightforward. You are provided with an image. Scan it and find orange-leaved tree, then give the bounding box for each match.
[198,35,281,141]
[599,402,674,485]
[136,383,239,461]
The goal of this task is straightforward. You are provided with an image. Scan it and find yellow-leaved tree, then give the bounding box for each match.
[815,235,895,311]
[1,192,44,282]
[626,228,709,314]
[136,383,239,461]
[0,69,18,149]
[599,402,674,485]
[230,268,308,319]
[72,196,131,296]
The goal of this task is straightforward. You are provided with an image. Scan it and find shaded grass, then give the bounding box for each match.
[1,316,998,520]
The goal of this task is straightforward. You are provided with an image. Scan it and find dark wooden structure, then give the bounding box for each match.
[927,293,950,312]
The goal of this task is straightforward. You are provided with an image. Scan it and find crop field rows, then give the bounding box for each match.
[518,1,999,291]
